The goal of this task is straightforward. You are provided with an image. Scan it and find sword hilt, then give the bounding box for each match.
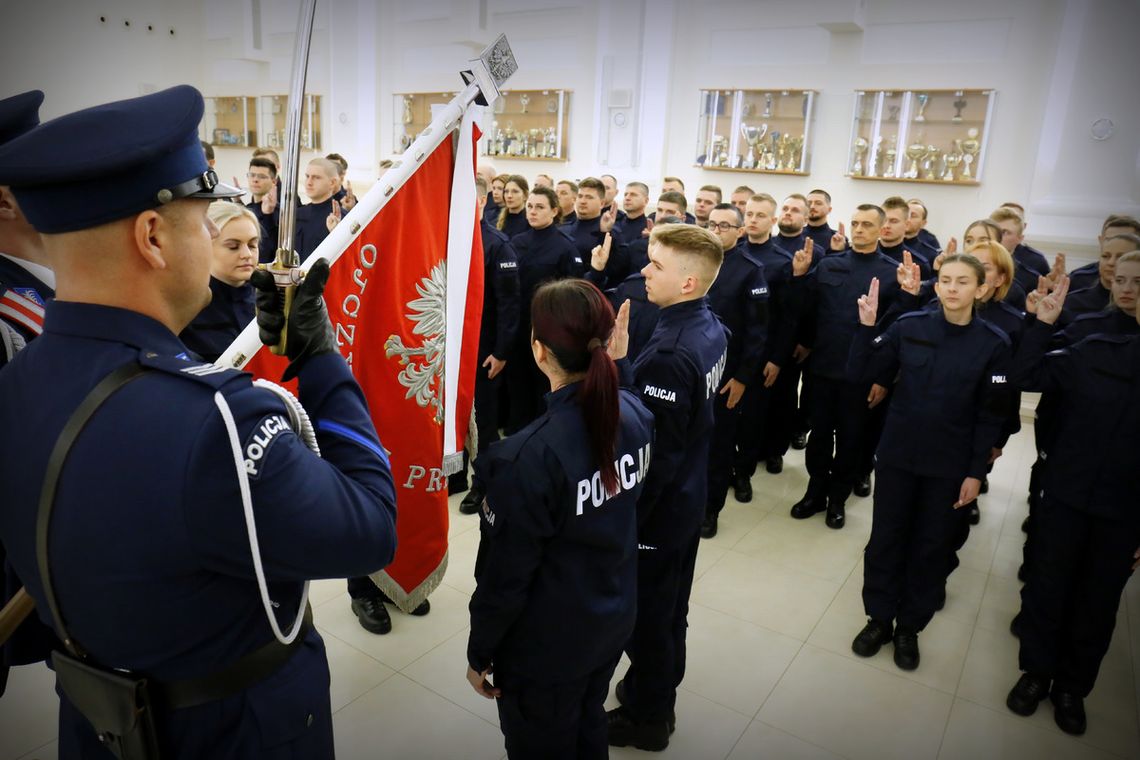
[259,249,305,356]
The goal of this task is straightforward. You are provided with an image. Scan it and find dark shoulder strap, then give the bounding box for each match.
[36,362,151,659]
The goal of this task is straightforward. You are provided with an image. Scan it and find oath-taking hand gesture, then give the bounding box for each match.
[792,238,813,277]
[1025,275,1050,315]
[857,277,879,326]
[591,233,613,272]
[830,221,847,252]
[608,299,630,361]
[342,180,357,211]
[1043,252,1066,290]
[261,183,278,215]
[933,237,957,272]
[1034,273,1070,325]
[642,217,653,237]
[896,250,922,295]
[326,199,342,232]
[599,203,618,234]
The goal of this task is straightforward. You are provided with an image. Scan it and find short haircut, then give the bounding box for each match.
[249,156,277,177]
[749,193,777,209]
[856,203,886,224]
[965,241,1015,301]
[200,140,214,161]
[1105,232,1140,248]
[989,207,1024,233]
[965,219,1002,241]
[307,157,338,177]
[698,184,723,202]
[1111,250,1140,309]
[657,190,688,212]
[906,198,928,219]
[662,176,685,191]
[578,177,606,196]
[1000,201,1026,214]
[711,202,743,225]
[325,153,348,176]
[783,193,808,205]
[808,188,832,204]
[557,179,579,193]
[626,181,649,196]
[536,173,553,184]
[1102,214,1140,234]
[252,147,280,166]
[882,196,909,215]
[601,173,617,185]
[475,175,488,194]
[530,185,562,224]
[732,185,755,196]
[650,223,724,293]
[208,199,260,233]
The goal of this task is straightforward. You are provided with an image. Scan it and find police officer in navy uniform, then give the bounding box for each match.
[702,203,768,538]
[848,255,1011,672]
[1004,274,1140,737]
[454,174,521,514]
[605,223,727,751]
[789,204,903,529]
[466,279,653,760]
[0,89,59,698]
[0,86,398,759]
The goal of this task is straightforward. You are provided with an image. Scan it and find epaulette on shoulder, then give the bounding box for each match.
[977,318,1012,346]
[1070,310,1110,325]
[137,350,247,389]
[995,300,1025,319]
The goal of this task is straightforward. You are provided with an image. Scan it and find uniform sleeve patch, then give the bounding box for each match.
[243,413,293,479]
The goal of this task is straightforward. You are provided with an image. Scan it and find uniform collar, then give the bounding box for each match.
[658,296,708,324]
[544,381,580,408]
[209,275,252,302]
[0,252,55,290]
[43,301,188,356]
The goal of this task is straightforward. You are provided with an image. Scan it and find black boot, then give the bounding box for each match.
[350,596,392,635]
[732,473,753,503]
[1050,689,1087,735]
[852,619,893,657]
[1005,673,1050,716]
[892,627,920,671]
[765,456,783,474]
[791,432,808,450]
[853,473,872,498]
[459,486,484,515]
[606,707,670,751]
[615,680,675,734]
[700,511,718,539]
[790,484,827,519]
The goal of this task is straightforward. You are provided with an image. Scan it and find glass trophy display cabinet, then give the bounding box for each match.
[846,89,995,184]
[694,89,817,174]
[484,89,571,161]
[201,97,257,148]
[257,94,323,152]
[392,92,458,153]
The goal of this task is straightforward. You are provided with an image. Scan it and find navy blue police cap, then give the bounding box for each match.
[0,85,241,234]
[0,90,44,146]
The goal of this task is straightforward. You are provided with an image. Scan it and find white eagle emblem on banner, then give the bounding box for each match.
[385,262,446,424]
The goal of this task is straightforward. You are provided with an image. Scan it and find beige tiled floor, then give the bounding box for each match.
[2,424,1138,760]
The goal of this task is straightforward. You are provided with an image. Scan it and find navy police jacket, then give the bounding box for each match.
[510,224,586,357]
[479,221,520,360]
[794,249,902,381]
[805,222,836,253]
[848,310,1012,480]
[468,383,654,682]
[497,209,531,238]
[1058,284,1110,328]
[632,298,728,547]
[744,237,796,366]
[1013,322,1140,521]
[0,302,398,758]
[881,241,932,279]
[1067,261,1100,292]
[245,200,279,264]
[569,215,629,291]
[294,197,337,260]
[179,276,255,363]
[706,243,768,385]
[1054,307,1140,346]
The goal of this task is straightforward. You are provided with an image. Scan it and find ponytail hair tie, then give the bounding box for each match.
[587,338,603,351]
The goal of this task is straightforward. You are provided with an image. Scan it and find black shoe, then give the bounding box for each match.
[1010,612,1023,638]
[825,502,845,529]
[447,474,468,495]
[765,456,784,474]
[853,474,872,498]
[1006,673,1050,716]
[733,474,753,503]
[791,432,808,450]
[790,494,826,520]
[980,477,989,494]
[968,502,980,525]
[700,512,718,539]
[1050,690,1087,735]
[1021,516,1030,533]
[893,628,920,671]
[1017,563,1028,583]
[615,680,675,734]
[458,487,484,515]
[852,619,893,657]
[350,596,392,635]
[379,590,431,616]
[606,707,669,751]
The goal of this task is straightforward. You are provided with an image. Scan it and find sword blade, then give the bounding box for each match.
[276,0,319,264]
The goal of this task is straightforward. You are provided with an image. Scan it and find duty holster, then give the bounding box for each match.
[36,364,163,759]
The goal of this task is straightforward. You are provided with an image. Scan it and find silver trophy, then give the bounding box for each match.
[766,131,781,170]
[518,92,530,114]
[914,92,929,122]
[762,93,773,118]
[740,123,768,169]
[952,92,967,123]
[851,137,869,176]
[960,128,981,179]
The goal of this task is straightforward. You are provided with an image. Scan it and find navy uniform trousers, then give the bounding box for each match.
[804,376,874,506]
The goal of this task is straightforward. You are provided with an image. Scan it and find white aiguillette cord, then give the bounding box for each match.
[212,380,321,646]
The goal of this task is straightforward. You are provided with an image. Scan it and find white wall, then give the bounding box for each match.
[3,0,1137,262]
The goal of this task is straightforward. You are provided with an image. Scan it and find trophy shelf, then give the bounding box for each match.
[485,89,571,161]
[846,88,995,184]
[202,96,257,148]
[393,91,457,153]
[257,94,323,152]
[695,89,817,175]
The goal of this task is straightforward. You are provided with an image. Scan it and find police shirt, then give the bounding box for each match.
[776,231,825,264]
[0,302,398,753]
[468,383,654,682]
[483,197,501,227]
[567,215,629,291]
[805,222,836,253]
[848,309,1011,480]
[1014,243,1049,279]
[179,276,255,363]
[918,228,941,252]
[793,249,902,381]
[1012,323,1140,521]
[880,241,932,279]
[498,208,531,238]
[479,221,520,360]
[903,235,940,268]
[1067,261,1100,292]
[245,199,279,265]
[510,224,585,357]
[1052,307,1140,348]
[632,298,728,547]
[607,274,659,364]
[744,238,797,367]
[706,242,768,385]
[1059,283,1109,327]
[615,214,648,246]
[294,196,337,259]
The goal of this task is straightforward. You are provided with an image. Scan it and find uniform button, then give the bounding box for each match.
[145,352,157,358]
[306,713,314,727]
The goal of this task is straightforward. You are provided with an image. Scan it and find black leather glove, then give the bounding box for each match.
[250,258,337,380]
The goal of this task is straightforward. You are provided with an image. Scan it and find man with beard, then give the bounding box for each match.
[775,194,825,262]
[805,188,842,252]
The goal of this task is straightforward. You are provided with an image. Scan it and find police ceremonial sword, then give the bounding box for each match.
[260,0,318,356]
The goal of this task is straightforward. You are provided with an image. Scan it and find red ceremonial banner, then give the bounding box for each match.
[242,131,484,611]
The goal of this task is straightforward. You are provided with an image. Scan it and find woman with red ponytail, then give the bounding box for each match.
[466,278,654,759]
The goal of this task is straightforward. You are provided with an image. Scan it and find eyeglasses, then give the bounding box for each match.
[246,172,272,180]
[707,222,741,232]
